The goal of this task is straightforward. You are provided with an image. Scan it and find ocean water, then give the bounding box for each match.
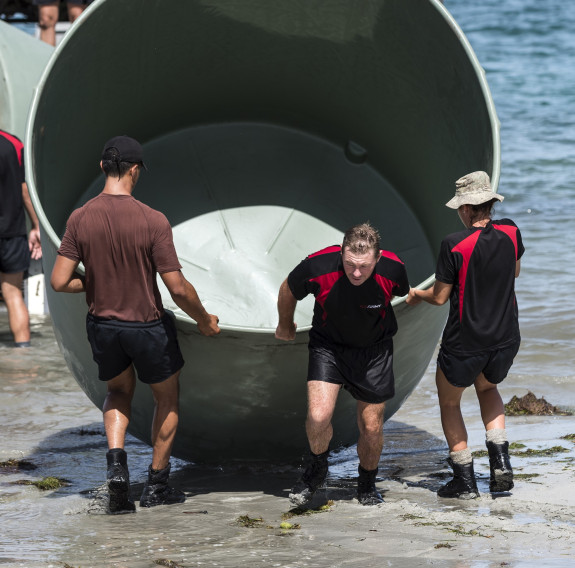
[1,1,575,566]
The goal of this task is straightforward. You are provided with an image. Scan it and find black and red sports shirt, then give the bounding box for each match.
[288,245,409,348]
[0,130,26,238]
[436,218,524,355]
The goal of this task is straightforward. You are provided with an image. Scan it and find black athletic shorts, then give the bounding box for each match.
[86,313,185,383]
[307,338,395,404]
[0,236,30,274]
[437,339,521,388]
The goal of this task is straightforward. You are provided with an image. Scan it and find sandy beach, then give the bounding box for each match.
[1,313,574,568]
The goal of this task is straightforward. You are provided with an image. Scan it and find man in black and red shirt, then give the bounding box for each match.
[408,171,524,499]
[0,129,42,347]
[276,222,409,506]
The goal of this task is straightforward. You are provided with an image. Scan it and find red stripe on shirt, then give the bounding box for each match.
[452,231,481,322]
[492,224,519,259]
[0,130,23,166]
[310,271,344,320]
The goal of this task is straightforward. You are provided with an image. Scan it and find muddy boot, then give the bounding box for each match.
[289,450,329,508]
[106,448,136,514]
[139,463,186,508]
[487,440,514,492]
[357,465,383,506]
[437,458,479,499]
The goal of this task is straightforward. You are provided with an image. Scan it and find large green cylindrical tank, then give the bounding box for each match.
[0,20,52,138]
[26,0,499,462]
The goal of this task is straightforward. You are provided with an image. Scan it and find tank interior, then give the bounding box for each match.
[30,0,497,331]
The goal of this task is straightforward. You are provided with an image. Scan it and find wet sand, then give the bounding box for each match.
[1,313,575,568]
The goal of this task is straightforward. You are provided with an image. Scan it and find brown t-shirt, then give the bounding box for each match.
[58,193,182,322]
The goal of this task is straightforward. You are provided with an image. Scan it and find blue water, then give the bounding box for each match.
[448,0,575,380]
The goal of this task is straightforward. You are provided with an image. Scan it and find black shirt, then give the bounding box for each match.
[288,245,410,348]
[436,219,524,355]
[0,130,26,238]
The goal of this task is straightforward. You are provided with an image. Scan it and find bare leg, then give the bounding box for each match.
[149,371,181,470]
[305,380,340,454]
[474,373,506,431]
[37,4,59,46]
[436,366,467,452]
[103,365,136,449]
[356,401,385,470]
[0,272,30,344]
[66,3,85,22]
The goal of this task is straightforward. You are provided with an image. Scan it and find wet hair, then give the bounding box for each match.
[466,198,498,224]
[101,147,138,179]
[342,222,381,256]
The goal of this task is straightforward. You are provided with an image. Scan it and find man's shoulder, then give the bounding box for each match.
[378,249,404,265]
[0,131,23,162]
[441,228,474,250]
[492,218,519,230]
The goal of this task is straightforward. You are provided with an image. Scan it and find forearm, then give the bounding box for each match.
[22,183,40,229]
[277,279,297,326]
[412,287,442,305]
[171,279,211,324]
[51,272,85,293]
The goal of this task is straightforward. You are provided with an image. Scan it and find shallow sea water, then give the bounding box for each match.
[2,0,575,566]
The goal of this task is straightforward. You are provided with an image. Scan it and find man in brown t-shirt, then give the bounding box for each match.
[51,136,220,513]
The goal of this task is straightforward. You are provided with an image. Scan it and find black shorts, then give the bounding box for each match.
[437,340,521,388]
[86,313,185,383]
[307,338,395,404]
[0,236,30,274]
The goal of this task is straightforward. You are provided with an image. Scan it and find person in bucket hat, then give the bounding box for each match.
[407,171,524,499]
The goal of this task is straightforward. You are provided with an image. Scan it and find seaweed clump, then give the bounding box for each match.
[14,476,70,490]
[0,458,37,472]
[505,391,572,416]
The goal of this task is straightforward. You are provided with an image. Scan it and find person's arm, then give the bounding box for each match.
[160,270,220,337]
[275,278,297,341]
[406,280,452,307]
[50,255,85,293]
[21,182,42,260]
[515,259,521,278]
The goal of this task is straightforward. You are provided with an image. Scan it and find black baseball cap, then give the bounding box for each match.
[101,135,147,169]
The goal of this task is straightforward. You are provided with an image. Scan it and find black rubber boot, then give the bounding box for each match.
[289,450,329,508]
[106,449,136,514]
[437,458,479,499]
[487,440,514,492]
[139,462,186,508]
[357,465,383,506]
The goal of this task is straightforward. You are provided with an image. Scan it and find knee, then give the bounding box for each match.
[306,407,332,429]
[358,417,384,438]
[38,15,57,30]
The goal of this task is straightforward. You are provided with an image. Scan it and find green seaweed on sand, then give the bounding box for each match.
[155,560,185,568]
[510,446,569,457]
[505,391,572,416]
[514,473,541,480]
[0,458,37,471]
[236,514,265,528]
[446,526,493,538]
[434,542,454,549]
[279,521,301,530]
[14,476,70,490]
[400,513,426,521]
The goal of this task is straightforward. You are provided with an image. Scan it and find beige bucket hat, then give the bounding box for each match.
[446,171,504,209]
